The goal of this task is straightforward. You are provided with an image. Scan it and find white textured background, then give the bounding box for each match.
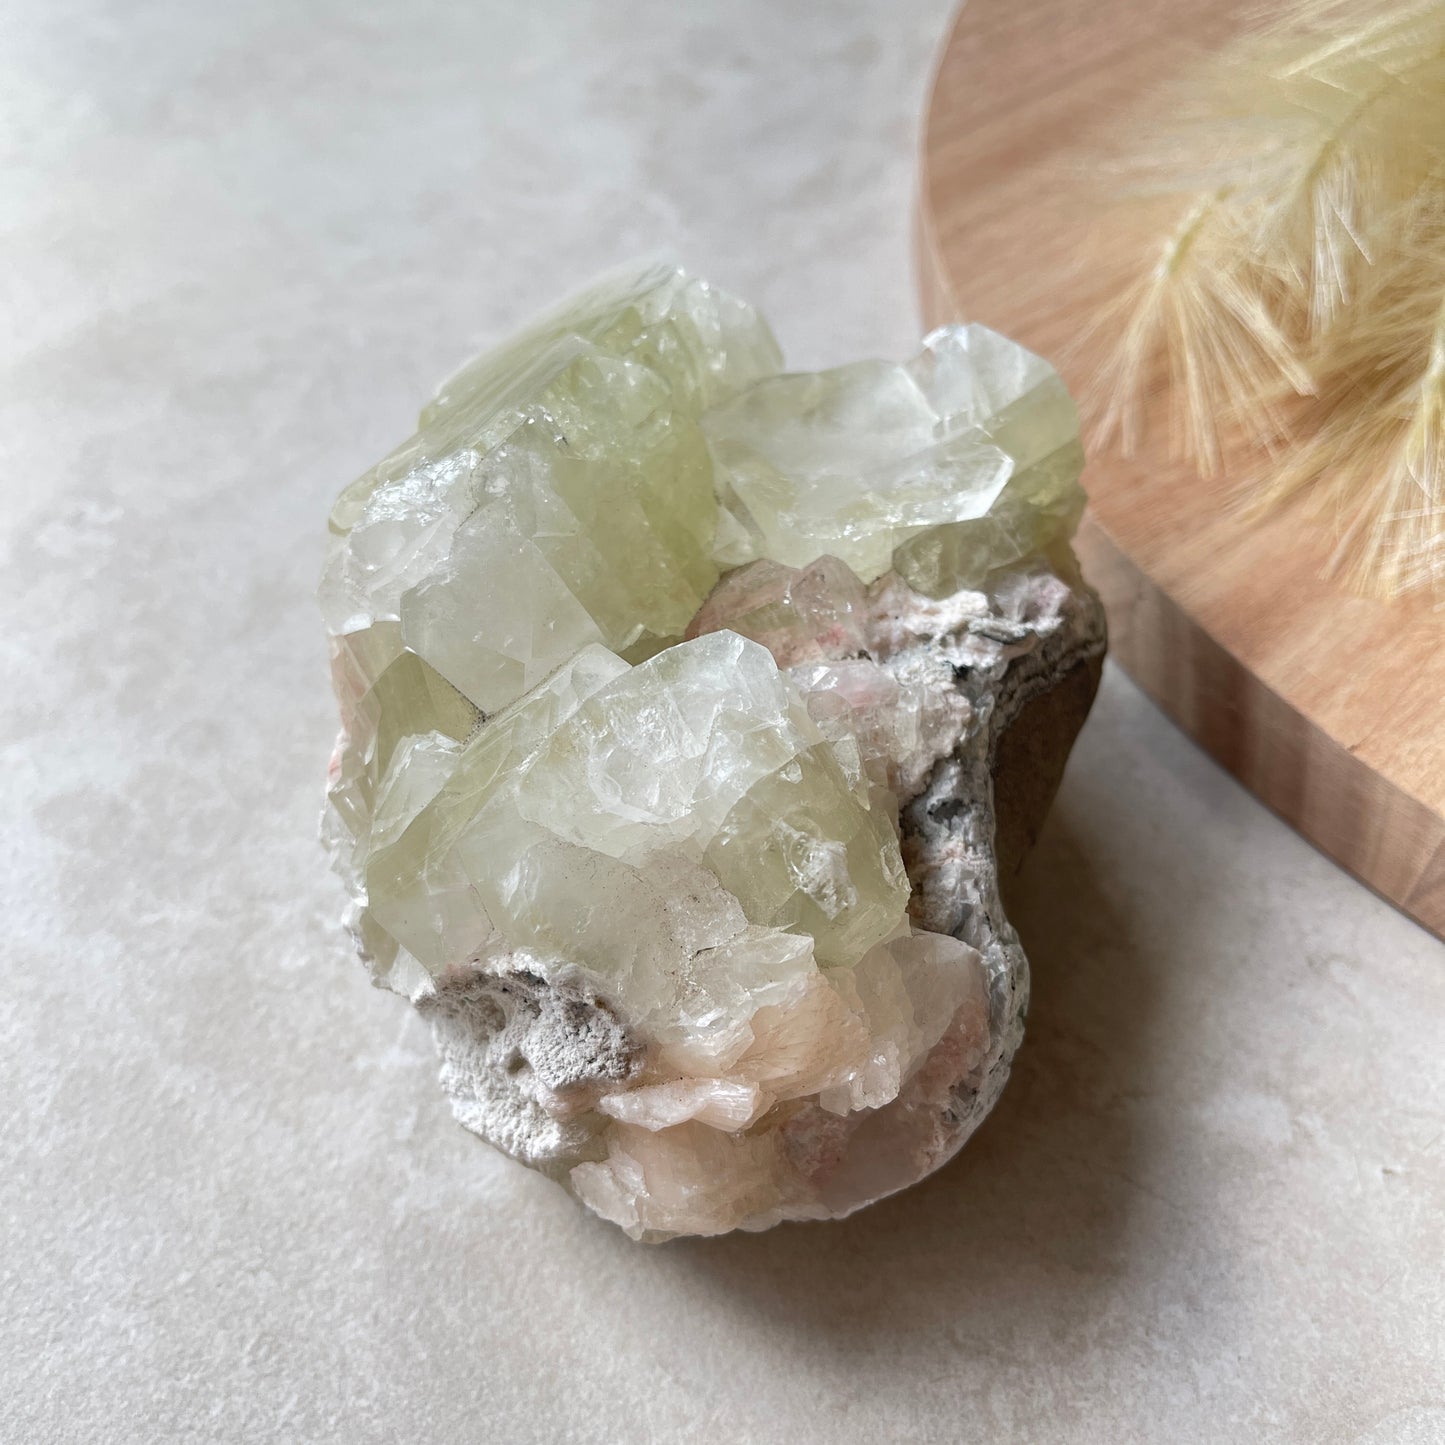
[3,2,1442,1442]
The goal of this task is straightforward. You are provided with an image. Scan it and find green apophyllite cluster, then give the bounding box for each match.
[319,262,1096,1239]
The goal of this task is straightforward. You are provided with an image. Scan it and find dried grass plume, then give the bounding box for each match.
[1087,0,1445,598]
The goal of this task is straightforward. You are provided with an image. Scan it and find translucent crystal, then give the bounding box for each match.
[685,551,973,799]
[319,262,780,708]
[891,325,1086,595]
[423,258,784,424]
[685,554,869,664]
[365,633,909,985]
[892,431,1086,597]
[703,322,1084,590]
[792,656,971,801]
[573,925,989,1238]
[319,267,1100,1240]
[323,622,479,900]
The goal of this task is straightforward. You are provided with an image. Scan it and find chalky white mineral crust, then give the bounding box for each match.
[320,262,1105,1240]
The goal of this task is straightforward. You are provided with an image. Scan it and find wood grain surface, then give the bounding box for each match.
[917,0,1445,940]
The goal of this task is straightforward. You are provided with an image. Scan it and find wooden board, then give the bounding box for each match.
[917,0,1445,941]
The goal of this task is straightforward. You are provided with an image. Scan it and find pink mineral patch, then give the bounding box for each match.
[686,554,869,665]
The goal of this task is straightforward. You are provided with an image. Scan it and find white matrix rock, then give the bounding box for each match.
[320,261,1106,1240]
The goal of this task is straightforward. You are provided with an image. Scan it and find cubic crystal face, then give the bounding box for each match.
[320,262,1105,1239]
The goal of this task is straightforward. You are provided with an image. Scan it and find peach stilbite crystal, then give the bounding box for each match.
[320,262,1105,1239]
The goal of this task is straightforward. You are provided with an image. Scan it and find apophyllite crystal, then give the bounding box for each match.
[320,261,1105,1239]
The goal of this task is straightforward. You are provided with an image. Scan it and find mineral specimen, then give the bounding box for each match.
[320,261,1105,1240]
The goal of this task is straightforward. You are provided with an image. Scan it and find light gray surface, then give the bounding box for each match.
[3,1,1442,1441]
